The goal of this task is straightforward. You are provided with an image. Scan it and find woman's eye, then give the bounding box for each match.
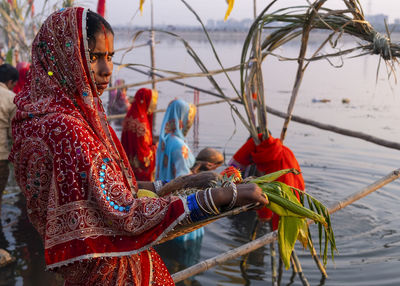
[90,54,98,62]
[107,55,113,62]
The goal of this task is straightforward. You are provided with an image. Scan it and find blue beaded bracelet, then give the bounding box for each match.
[187,194,209,222]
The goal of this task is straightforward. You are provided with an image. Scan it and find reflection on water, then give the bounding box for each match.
[155,238,203,286]
[0,191,63,286]
[1,33,400,285]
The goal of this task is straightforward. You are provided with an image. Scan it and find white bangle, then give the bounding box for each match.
[207,188,220,215]
[226,183,237,210]
[153,180,163,195]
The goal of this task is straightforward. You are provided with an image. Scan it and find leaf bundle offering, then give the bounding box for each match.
[251,168,336,269]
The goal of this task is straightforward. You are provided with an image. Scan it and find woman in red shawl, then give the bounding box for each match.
[9,8,267,285]
[121,88,157,181]
[13,61,31,94]
[229,134,305,230]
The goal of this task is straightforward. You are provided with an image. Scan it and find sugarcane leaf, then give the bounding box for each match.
[250,168,301,184]
[297,219,309,248]
[266,200,303,218]
[264,183,327,225]
[278,216,304,270]
[323,228,329,265]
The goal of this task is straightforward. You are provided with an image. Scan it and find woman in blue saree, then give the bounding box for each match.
[156,99,196,181]
[156,99,202,241]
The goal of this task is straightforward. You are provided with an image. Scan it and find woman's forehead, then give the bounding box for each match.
[91,32,114,52]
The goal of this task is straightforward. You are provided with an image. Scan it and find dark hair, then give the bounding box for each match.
[0,63,19,83]
[87,10,114,49]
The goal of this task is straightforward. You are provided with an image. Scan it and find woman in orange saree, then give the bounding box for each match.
[9,7,267,285]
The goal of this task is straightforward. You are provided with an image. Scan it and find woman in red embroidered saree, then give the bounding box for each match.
[9,7,268,286]
[121,88,157,181]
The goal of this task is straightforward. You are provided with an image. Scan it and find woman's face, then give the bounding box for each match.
[89,31,114,96]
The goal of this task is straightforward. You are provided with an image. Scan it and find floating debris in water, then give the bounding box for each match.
[312,98,331,103]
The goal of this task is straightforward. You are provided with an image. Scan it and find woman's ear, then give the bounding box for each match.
[6,80,17,90]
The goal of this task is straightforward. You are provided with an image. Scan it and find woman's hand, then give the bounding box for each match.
[235,183,268,207]
[158,171,221,197]
[191,161,218,174]
[208,183,268,210]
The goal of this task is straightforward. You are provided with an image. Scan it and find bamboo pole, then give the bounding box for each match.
[266,106,400,152]
[270,239,278,286]
[171,232,278,283]
[106,97,239,121]
[328,168,400,214]
[114,65,400,152]
[172,169,400,283]
[149,0,157,134]
[149,0,156,90]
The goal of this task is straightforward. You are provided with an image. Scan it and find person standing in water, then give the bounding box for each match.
[9,7,268,285]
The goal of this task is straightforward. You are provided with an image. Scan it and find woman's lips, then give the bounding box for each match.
[96,82,109,90]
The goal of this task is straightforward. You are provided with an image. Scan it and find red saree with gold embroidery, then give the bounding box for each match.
[9,7,186,285]
[121,88,156,181]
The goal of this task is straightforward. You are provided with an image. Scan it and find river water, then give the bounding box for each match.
[1,31,399,286]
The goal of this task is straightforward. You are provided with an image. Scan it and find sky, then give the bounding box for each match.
[36,0,400,27]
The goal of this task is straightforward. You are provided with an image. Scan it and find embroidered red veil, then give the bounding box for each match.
[121,88,156,181]
[9,7,187,278]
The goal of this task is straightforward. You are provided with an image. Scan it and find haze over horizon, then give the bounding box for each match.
[35,0,400,27]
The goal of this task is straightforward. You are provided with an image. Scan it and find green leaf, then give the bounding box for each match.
[278,216,305,269]
[250,168,300,184]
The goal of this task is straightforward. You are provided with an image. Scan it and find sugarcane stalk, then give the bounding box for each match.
[292,250,310,286]
[280,0,327,142]
[308,237,328,278]
[270,239,278,286]
[287,255,298,286]
[278,257,283,286]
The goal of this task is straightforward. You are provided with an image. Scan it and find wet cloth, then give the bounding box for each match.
[230,135,305,230]
[13,62,31,94]
[9,7,187,285]
[121,88,156,181]
[107,79,130,115]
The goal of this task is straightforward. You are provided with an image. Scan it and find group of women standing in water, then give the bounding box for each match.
[10,7,267,285]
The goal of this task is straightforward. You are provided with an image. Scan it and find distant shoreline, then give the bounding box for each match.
[115,28,400,44]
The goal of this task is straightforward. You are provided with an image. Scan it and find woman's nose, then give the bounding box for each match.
[99,60,112,77]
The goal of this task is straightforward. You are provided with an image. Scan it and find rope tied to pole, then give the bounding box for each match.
[372,31,391,60]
